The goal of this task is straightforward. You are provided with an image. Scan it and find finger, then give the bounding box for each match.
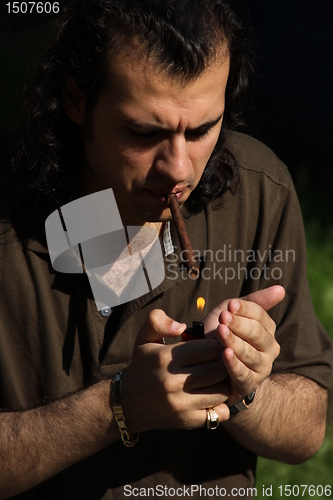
[136,309,186,345]
[241,285,285,312]
[202,302,228,334]
[181,358,228,391]
[187,404,230,429]
[218,323,264,370]
[187,390,230,413]
[191,381,230,403]
[171,338,223,367]
[218,322,280,376]
[227,299,276,336]
[220,309,277,347]
[211,403,231,424]
[166,385,230,427]
[222,347,256,396]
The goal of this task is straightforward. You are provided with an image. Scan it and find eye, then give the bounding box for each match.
[185,129,210,141]
[129,129,157,139]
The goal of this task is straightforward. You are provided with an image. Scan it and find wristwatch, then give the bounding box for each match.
[229,390,256,415]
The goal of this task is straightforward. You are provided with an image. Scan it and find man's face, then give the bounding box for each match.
[79,47,230,226]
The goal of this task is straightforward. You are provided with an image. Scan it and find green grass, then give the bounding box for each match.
[256,427,333,499]
[306,225,333,339]
[256,221,333,497]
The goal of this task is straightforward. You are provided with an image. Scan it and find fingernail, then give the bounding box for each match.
[171,321,185,332]
[233,300,240,313]
[224,312,232,325]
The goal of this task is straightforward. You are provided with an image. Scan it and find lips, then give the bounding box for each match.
[147,189,186,203]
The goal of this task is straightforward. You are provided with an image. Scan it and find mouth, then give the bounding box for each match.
[147,189,187,204]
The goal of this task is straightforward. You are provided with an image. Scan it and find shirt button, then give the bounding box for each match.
[100,306,112,317]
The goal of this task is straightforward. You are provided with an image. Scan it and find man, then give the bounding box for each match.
[0,0,332,498]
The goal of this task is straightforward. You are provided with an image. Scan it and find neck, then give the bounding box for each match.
[144,221,164,235]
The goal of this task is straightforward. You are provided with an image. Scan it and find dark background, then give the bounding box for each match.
[248,0,333,229]
[1,0,332,228]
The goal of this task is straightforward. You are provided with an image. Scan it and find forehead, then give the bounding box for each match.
[97,44,230,125]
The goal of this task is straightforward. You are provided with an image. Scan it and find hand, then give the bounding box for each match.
[216,285,285,406]
[121,310,230,434]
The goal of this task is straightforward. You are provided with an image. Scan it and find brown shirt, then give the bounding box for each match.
[1,132,332,498]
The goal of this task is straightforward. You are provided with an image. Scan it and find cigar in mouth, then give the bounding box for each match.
[168,194,199,279]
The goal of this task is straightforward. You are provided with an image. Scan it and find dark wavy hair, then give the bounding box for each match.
[3,0,255,236]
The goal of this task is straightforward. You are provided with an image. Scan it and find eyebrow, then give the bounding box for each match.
[123,114,224,134]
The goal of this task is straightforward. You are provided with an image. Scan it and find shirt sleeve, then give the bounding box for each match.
[261,177,333,388]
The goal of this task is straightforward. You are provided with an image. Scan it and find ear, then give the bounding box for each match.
[63,78,86,125]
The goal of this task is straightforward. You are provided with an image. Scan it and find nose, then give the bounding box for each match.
[154,135,191,184]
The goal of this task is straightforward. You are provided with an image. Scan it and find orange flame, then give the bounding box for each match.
[197,297,205,312]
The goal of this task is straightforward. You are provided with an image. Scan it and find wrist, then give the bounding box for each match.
[111,372,139,447]
[229,391,256,415]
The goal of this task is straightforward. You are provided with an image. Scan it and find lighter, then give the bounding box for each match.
[182,321,205,342]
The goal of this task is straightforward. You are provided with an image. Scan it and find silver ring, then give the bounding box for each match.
[206,408,219,430]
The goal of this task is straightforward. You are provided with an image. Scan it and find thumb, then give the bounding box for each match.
[241,285,285,312]
[136,309,187,346]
